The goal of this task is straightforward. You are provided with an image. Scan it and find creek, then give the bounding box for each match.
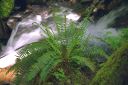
[0,4,127,68]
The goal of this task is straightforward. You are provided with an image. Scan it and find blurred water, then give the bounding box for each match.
[87,6,128,38]
[0,6,80,68]
[0,5,127,68]
[0,15,43,68]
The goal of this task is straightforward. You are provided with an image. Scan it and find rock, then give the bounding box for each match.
[7,19,17,29]
[112,13,128,28]
[0,81,10,85]
[14,0,27,11]
[7,5,51,29]
[7,13,23,29]
[0,66,15,84]
[0,20,11,41]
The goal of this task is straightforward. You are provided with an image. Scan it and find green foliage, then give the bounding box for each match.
[9,15,108,85]
[101,28,128,50]
[104,34,121,50]
[0,0,14,18]
[90,42,128,85]
[120,28,128,41]
[53,68,67,81]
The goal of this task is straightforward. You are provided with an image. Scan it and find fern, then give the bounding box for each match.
[9,15,108,85]
[71,56,96,72]
[99,28,128,51]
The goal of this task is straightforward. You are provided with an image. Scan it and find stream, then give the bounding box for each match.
[0,4,127,68]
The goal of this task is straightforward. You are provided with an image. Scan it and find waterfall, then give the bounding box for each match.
[0,5,81,68]
[7,23,20,47]
[87,6,128,38]
[0,15,43,68]
[1,5,126,68]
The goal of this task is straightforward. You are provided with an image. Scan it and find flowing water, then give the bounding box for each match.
[87,6,128,37]
[0,5,81,68]
[0,5,127,68]
[0,14,43,68]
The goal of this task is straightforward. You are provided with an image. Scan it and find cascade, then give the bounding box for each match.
[0,15,42,68]
[0,5,81,68]
[0,5,126,68]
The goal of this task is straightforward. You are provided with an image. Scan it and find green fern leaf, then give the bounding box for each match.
[71,56,97,72]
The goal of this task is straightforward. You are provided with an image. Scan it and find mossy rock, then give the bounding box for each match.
[90,42,128,85]
[0,0,14,18]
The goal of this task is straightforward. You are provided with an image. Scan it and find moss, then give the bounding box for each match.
[0,0,14,18]
[90,42,128,85]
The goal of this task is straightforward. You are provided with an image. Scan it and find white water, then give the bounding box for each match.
[0,6,81,68]
[87,6,128,38]
[0,5,127,68]
[66,13,80,21]
[0,15,43,68]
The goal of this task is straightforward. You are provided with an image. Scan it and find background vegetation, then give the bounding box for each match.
[0,0,128,85]
[0,0,14,18]
[90,42,128,85]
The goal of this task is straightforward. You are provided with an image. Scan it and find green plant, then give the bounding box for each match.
[90,42,128,85]
[100,28,128,51]
[9,15,107,85]
[89,28,128,85]
[120,28,128,41]
[0,0,14,18]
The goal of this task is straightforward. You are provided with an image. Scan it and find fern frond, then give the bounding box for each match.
[71,56,97,72]
[26,51,61,81]
[40,56,61,81]
[8,13,110,85]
